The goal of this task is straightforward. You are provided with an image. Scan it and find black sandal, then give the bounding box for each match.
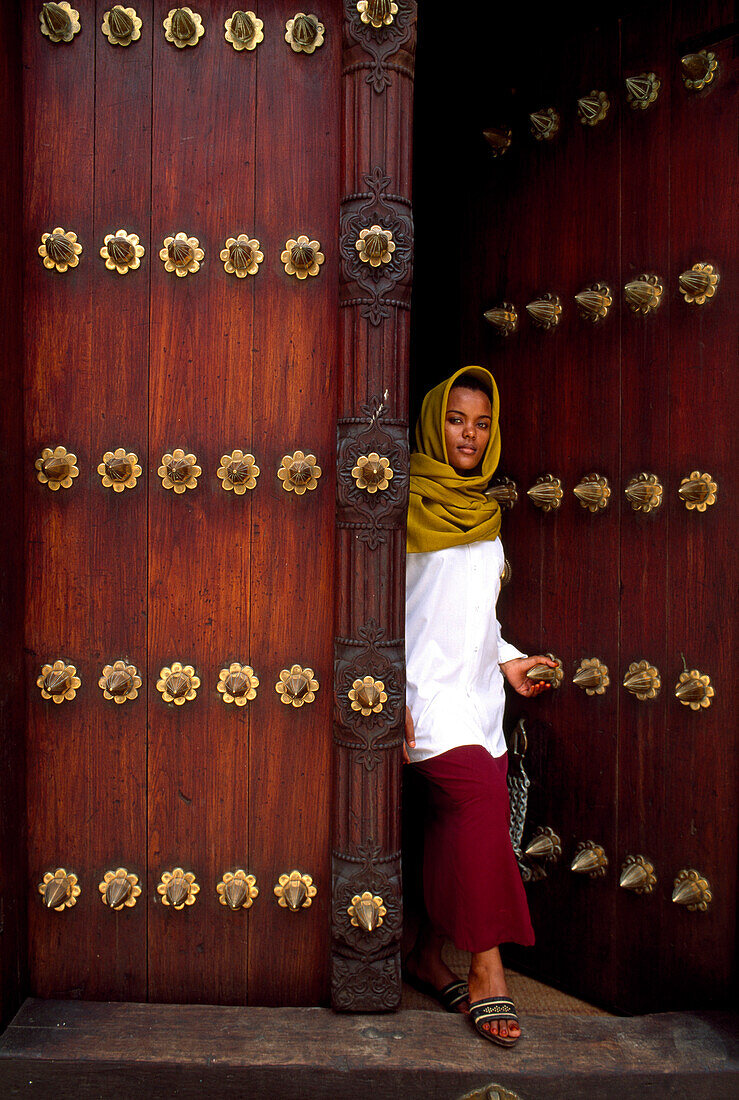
[403,970,470,1013]
[469,997,520,1047]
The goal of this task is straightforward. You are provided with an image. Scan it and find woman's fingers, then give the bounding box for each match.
[403,706,415,763]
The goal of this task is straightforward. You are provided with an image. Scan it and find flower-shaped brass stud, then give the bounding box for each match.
[679,262,720,305]
[39,228,82,272]
[577,90,609,126]
[275,664,319,707]
[274,870,317,910]
[355,225,396,268]
[574,473,611,513]
[527,474,563,512]
[525,655,564,688]
[348,891,386,931]
[526,294,562,330]
[351,453,394,493]
[681,50,718,91]
[101,7,142,46]
[98,449,141,492]
[158,449,201,493]
[575,284,612,323]
[529,107,560,141]
[348,675,387,716]
[285,13,324,53]
[157,662,200,705]
[160,233,203,276]
[35,445,79,490]
[625,72,660,110]
[570,841,608,878]
[217,450,260,493]
[483,304,518,336]
[486,477,518,509]
[573,658,610,695]
[38,660,80,703]
[525,826,562,863]
[357,0,397,28]
[157,868,199,908]
[678,471,717,511]
[281,236,324,279]
[625,472,663,513]
[220,235,263,277]
[482,127,512,157]
[100,230,145,274]
[675,669,714,710]
[39,868,80,910]
[623,659,661,700]
[624,274,663,315]
[217,870,259,910]
[672,869,712,911]
[99,868,141,909]
[40,3,80,42]
[224,10,263,50]
[278,451,322,494]
[99,660,142,704]
[619,854,657,895]
[217,663,259,706]
[163,7,204,47]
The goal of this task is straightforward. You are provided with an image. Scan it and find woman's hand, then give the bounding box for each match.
[404,706,416,763]
[500,655,557,697]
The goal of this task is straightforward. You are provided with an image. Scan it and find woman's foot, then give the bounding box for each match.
[467,946,520,1042]
[404,927,470,1013]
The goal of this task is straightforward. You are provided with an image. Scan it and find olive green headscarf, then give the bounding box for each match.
[407,366,502,554]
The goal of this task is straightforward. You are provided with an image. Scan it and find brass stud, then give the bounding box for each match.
[163,7,204,48]
[158,449,201,493]
[573,658,609,695]
[672,869,712,911]
[357,0,397,28]
[35,445,79,490]
[624,274,663,314]
[483,304,518,335]
[220,235,263,277]
[99,868,141,909]
[156,662,200,705]
[625,472,663,513]
[574,473,611,513]
[482,127,512,157]
[157,868,199,908]
[39,228,82,272]
[351,453,394,493]
[348,676,387,716]
[98,449,141,491]
[275,664,319,707]
[40,3,80,43]
[623,659,661,700]
[570,841,608,878]
[278,451,322,494]
[101,7,142,46]
[675,669,714,710]
[524,827,562,863]
[679,262,719,305]
[625,72,661,110]
[100,230,144,274]
[224,10,263,51]
[160,233,203,276]
[274,870,316,910]
[99,660,142,704]
[38,868,80,910]
[681,50,718,91]
[529,107,560,141]
[500,558,512,588]
[575,284,612,323]
[619,855,656,894]
[486,477,518,509]
[37,660,81,703]
[355,225,395,267]
[285,13,324,53]
[525,654,563,688]
[281,236,324,278]
[577,90,610,126]
[348,891,386,931]
[527,474,563,512]
[678,471,717,511]
[526,293,562,330]
[217,870,259,910]
[217,663,259,706]
[217,450,260,493]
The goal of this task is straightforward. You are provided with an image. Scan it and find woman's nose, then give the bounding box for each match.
[463,424,475,438]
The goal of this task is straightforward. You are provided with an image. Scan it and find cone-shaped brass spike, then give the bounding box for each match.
[483,304,518,336]
[292,13,318,47]
[526,295,562,329]
[42,3,72,35]
[625,473,663,512]
[290,243,315,270]
[284,878,308,910]
[675,670,714,710]
[166,876,190,907]
[348,891,386,931]
[573,658,609,695]
[678,471,717,510]
[42,453,71,480]
[526,655,563,688]
[624,276,663,314]
[577,91,609,126]
[672,869,712,910]
[224,878,248,910]
[525,827,562,862]
[357,682,381,709]
[105,877,132,909]
[680,270,710,296]
[230,11,255,44]
[527,476,563,511]
[171,8,196,41]
[486,477,518,508]
[619,855,656,894]
[362,231,390,261]
[529,108,560,141]
[625,72,661,109]
[355,897,379,930]
[366,0,394,23]
[570,842,608,877]
[575,285,612,322]
[168,238,194,267]
[105,669,132,696]
[109,7,135,39]
[44,876,71,908]
[166,672,191,698]
[107,236,135,265]
[286,672,309,700]
[44,668,71,695]
[681,50,718,90]
[679,263,719,304]
[482,127,512,156]
[574,474,610,511]
[46,233,76,265]
[623,660,661,700]
[229,240,253,271]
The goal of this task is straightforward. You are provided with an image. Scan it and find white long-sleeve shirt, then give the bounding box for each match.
[405,536,526,763]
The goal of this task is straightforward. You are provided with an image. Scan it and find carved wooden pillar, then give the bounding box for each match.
[331,0,417,1011]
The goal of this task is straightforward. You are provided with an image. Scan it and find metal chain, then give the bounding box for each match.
[507,718,532,882]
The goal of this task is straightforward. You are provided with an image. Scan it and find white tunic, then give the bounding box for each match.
[405,537,526,763]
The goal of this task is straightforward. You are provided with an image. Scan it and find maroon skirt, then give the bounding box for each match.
[412,745,535,954]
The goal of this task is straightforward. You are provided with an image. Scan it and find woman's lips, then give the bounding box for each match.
[458,445,476,455]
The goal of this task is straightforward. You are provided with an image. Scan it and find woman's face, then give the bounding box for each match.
[444,385,492,473]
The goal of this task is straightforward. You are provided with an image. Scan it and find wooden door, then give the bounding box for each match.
[413,0,736,1011]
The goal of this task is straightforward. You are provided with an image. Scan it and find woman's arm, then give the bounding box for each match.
[403,706,416,763]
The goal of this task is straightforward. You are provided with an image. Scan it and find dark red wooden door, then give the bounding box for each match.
[23,0,341,1006]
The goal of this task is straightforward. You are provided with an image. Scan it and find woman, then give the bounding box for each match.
[403,365,555,1047]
